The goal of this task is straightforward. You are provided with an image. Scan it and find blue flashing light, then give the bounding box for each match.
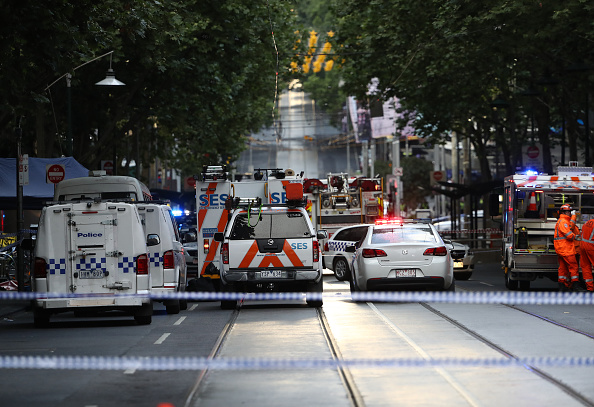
[525,169,538,176]
[172,209,183,217]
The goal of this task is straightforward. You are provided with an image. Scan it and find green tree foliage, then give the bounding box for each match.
[332,0,594,178]
[0,0,300,180]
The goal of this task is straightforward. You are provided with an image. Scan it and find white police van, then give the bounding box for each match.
[32,201,152,327]
[137,204,187,314]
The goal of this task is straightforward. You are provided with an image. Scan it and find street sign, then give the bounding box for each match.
[186,176,196,188]
[101,160,114,175]
[46,164,65,184]
[19,154,29,186]
[393,167,403,176]
[430,170,445,185]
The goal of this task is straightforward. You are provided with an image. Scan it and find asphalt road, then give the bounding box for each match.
[2,256,594,407]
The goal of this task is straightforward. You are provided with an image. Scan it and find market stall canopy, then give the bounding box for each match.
[0,157,88,209]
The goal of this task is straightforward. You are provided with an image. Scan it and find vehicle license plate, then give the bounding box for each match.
[454,261,464,268]
[395,269,416,277]
[79,270,104,279]
[261,270,282,278]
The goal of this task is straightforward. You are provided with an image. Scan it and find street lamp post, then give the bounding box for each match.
[45,51,125,158]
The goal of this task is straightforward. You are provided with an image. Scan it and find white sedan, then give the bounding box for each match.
[347,219,455,292]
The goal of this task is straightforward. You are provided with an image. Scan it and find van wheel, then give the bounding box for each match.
[306,279,323,308]
[134,302,153,325]
[165,300,181,315]
[221,300,238,310]
[333,258,350,281]
[180,299,188,310]
[33,308,50,328]
[504,266,518,290]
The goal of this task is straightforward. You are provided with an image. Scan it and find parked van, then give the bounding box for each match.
[137,204,187,314]
[54,171,152,202]
[32,201,152,327]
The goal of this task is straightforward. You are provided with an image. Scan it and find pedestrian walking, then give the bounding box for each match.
[579,217,594,292]
[554,204,583,291]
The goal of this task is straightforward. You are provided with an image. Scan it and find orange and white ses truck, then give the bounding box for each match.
[193,166,308,291]
[495,164,594,290]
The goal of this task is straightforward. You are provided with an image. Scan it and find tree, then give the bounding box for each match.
[0,0,301,182]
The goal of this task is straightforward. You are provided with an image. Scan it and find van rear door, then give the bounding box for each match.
[65,208,126,294]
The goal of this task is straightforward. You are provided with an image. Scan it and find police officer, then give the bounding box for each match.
[580,217,594,292]
[554,204,582,291]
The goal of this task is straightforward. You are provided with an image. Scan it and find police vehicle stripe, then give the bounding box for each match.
[47,258,66,275]
[118,257,136,273]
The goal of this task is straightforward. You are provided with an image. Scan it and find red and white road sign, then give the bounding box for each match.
[527,145,540,159]
[101,160,114,175]
[46,164,65,184]
[431,170,445,185]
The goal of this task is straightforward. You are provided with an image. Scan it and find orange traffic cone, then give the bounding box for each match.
[527,192,537,212]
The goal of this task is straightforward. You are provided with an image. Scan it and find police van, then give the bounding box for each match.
[137,203,187,314]
[32,201,152,327]
[214,179,327,309]
[54,170,153,202]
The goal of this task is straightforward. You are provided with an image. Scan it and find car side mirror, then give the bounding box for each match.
[316,230,328,240]
[345,245,356,253]
[183,232,197,243]
[147,234,160,247]
[214,232,224,242]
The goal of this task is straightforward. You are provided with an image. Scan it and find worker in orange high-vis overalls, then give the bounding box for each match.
[579,218,594,292]
[554,204,583,292]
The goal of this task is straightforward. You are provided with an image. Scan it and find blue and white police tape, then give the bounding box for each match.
[3,290,594,305]
[2,355,594,370]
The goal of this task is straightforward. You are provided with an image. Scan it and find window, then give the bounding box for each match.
[371,226,436,244]
[230,212,311,240]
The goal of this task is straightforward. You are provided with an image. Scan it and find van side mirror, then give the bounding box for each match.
[316,230,328,240]
[214,232,224,242]
[147,234,160,247]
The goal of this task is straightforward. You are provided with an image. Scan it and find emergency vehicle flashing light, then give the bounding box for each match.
[375,217,403,226]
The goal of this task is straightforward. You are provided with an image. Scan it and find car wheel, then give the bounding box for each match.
[455,271,472,281]
[306,278,323,308]
[504,266,518,290]
[165,300,181,315]
[180,299,188,310]
[446,280,456,292]
[134,302,153,325]
[333,257,350,281]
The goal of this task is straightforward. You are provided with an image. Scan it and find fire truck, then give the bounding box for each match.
[304,172,383,236]
[192,166,306,290]
[495,164,594,290]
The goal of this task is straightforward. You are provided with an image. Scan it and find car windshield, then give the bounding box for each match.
[371,226,436,244]
[230,212,311,240]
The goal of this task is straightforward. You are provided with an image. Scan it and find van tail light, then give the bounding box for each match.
[423,246,448,256]
[34,258,47,278]
[163,250,175,269]
[313,241,320,263]
[324,242,329,252]
[203,239,210,254]
[362,248,388,258]
[222,243,229,264]
[136,254,149,275]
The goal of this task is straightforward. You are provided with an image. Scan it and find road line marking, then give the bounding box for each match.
[174,316,186,326]
[189,304,199,311]
[154,333,171,345]
[123,368,136,375]
[479,282,495,287]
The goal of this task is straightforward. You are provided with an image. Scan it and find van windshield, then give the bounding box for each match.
[230,212,311,240]
[59,191,138,201]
